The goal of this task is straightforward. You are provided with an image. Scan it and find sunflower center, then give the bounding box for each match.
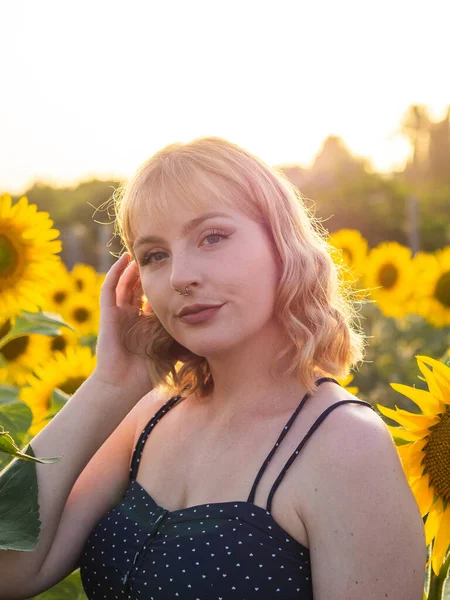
[0,234,19,277]
[378,263,398,289]
[51,335,67,352]
[0,319,30,362]
[53,290,68,305]
[422,407,450,501]
[0,320,10,338]
[59,376,87,396]
[73,307,90,323]
[1,335,29,362]
[434,271,450,308]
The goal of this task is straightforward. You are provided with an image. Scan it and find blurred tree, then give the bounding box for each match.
[307,135,369,189]
[399,104,432,184]
[427,106,450,184]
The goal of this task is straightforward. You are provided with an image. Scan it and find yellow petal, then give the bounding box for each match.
[416,356,444,404]
[411,472,435,517]
[0,193,12,216]
[431,505,450,575]
[390,383,443,415]
[433,371,450,406]
[417,355,450,382]
[386,424,429,442]
[424,497,444,547]
[406,440,428,478]
[408,458,426,482]
[377,404,439,430]
[397,439,427,475]
[396,442,415,463]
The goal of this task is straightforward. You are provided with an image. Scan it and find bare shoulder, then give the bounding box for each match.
[302,391,398,504]
[311,391,385,456]
[300,393,427,599]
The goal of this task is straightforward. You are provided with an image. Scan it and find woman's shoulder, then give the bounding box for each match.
[299,384,382,472]
[298,384,400,520]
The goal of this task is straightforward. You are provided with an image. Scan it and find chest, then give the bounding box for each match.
[132,402,326,550]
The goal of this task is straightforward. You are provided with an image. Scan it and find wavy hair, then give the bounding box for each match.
[112,136,367,399]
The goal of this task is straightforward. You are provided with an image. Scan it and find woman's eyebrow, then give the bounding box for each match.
[133,211,232,249]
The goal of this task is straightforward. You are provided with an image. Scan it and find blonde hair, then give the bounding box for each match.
[112,136,366,399]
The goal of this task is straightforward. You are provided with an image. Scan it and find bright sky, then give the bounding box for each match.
[1,0,448,195]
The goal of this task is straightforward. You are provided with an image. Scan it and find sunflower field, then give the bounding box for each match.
[0,193,450,598]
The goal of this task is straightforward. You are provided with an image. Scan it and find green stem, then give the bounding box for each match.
[428,548,450,600]
[0,332,26,351]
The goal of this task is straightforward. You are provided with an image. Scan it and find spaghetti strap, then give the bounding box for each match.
[247,376,339,505]
[129,379,374,514]
[129,393,185,480]
[266,398,374,512]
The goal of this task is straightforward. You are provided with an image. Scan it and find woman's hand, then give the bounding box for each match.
[92,252,155,399]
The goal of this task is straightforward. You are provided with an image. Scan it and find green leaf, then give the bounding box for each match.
[79,333,97,354]
[0,431,61,464]
[0,399,33,445]
[0,310,75,348]
[0,384,20,405]
[393,438,411,446]
[31,568,88,599]
[49,388,71,414]
[0,443,41,550]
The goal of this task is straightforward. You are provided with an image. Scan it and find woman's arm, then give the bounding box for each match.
[301,404,427,600]
[0,376,151,599]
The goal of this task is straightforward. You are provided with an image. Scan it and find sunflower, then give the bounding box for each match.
[376,355,450,576]
[42,259,75,313]
[328,229,368,285]
[363,241,415,318]
[412,246,450,327]
[20,345,97,436]
[336,373,359,395]
[0,319,51,386]
[44,326,80,355]
[70,263,99,296]
[405,251,440,318]
[0,194,62,322]
[60,291,100,336]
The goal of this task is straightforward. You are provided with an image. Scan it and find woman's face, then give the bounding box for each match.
[132,199,282,358]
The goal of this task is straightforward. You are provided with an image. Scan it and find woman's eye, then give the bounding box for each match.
[140,230,228,266]
[203,230,228,245]
[141,251,165,266]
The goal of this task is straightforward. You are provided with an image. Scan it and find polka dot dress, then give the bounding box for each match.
[79,377,374,599]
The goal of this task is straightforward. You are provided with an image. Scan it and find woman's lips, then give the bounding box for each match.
[179,305,223,324]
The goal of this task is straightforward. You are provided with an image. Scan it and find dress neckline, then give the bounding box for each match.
[129,478,310,553]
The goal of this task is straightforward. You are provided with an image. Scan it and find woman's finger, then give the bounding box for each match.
[99,252,132,310]
[116,259,141,308]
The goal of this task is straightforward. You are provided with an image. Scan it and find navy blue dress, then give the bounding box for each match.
[79,376,374,599]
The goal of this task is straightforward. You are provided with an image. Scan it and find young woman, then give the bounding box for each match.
[0,137,426,599]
